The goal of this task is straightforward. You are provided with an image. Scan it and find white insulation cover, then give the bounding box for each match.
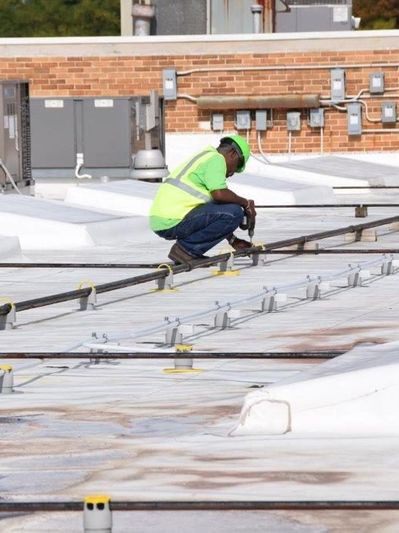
[233,341,399,436]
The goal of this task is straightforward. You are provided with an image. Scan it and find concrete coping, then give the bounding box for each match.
[0,30,398,57]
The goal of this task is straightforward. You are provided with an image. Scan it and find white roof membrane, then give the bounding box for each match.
[234,341,399,436]
[0,195,141,249]
[277,156,399,187]
[229,172,336,204]
[64,179,159,216]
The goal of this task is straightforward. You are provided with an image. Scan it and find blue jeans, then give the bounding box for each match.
[155,202,244,257]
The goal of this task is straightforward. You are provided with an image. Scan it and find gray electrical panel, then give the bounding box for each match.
[30,96,165,179]
[331,68,346,103]
[235,110,251,130]
[381,102,397,124]
[0,80,32,192]
[369,73,385,95]
[347,103,362,135]
[255,110,267,131]
[275,1,353,33]
[83,99,131,168]
[30,98,75,168]
[308,108,325,128]
[211,113,224,131]
[162,69,177,101]
[287,111,301,131]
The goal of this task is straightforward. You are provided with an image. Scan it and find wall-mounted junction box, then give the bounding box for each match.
[308,108,325,128]
[211,112,224,131]
[255,110,267,131]
[381,102,397,124]
[235,110,251,130]
[369,72,385,95]
[331,68,346,103]
[162,69,177,101]
[287,111,301,131]
[347,102,362,135]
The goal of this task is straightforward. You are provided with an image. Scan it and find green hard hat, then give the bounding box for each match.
[220,134,250,173]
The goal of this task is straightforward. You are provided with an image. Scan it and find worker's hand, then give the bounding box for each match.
[229,236,253,251]
[244,199,257,219]
[240,200,256,231]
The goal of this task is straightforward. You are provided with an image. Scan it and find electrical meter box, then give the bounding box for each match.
[287,111,301,131]
[255,110,267,131]
[331,68,346,103]
[381,102,397,124]
[347,102,362,135]
[369,72,385,95]
[308,108,325,128]
[211,112,224,131]
[235,110,251,130]
[162,69,177,101]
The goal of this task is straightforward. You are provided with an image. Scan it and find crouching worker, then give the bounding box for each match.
[149,135,257,265]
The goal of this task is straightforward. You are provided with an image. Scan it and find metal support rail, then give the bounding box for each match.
[333,186,399,189]
[0,351,343,360]
[0,250,398,270]
[267,249,399,254]
[255,204,399,208]
[1,501,399,512]
[0,215,398,319]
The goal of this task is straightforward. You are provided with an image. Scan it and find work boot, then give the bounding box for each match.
[168,242,196,264]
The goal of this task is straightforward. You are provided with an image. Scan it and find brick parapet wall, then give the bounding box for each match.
[0,35,398,153]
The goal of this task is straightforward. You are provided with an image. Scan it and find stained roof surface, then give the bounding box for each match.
[1,153,399,531]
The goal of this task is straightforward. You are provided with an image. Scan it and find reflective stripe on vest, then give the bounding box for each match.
[165,149,213,202]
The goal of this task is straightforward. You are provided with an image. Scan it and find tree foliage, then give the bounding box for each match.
[353,0,399,29]
[0,0,398,36]
[0,0,120,37]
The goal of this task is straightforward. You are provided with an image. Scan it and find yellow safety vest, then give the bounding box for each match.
[150,148,221,231]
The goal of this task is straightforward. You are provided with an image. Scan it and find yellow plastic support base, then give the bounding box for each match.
[175,344,193,353]
[84,494,111,505]
[0,364,12,372]
[211,269,240,277]
[162,367,203,374]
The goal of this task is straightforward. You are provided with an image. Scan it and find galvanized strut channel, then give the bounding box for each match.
[0,215,398,318]
[0,351,343,360]
[0,500,399,512]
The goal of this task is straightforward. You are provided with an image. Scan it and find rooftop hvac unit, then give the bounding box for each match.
[275,0,353,32]
[0,81,33,193]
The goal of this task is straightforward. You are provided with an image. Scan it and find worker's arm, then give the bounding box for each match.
[211,188,256,218]
[211,188,247,207]
[211,188,257,250]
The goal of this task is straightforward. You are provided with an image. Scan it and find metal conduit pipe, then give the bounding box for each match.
[0,351,342,360]
[0,247,397,268]
[83,254,393,352]
[0,216,398,318]
[196,95,320,110]
[177,63,399,77]
[1,500,399,512]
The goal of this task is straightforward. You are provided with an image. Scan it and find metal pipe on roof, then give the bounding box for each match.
[1,216,398,318]
[0,351,342,359]
[196,94,320,109]
[1,500,399,512]
[251,4,264,33]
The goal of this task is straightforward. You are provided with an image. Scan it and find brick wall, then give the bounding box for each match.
[0,43,398,153]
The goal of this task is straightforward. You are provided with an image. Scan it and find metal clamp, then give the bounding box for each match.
[156,263,176,291]
[0,297,16,330]
[78,280,97,310]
